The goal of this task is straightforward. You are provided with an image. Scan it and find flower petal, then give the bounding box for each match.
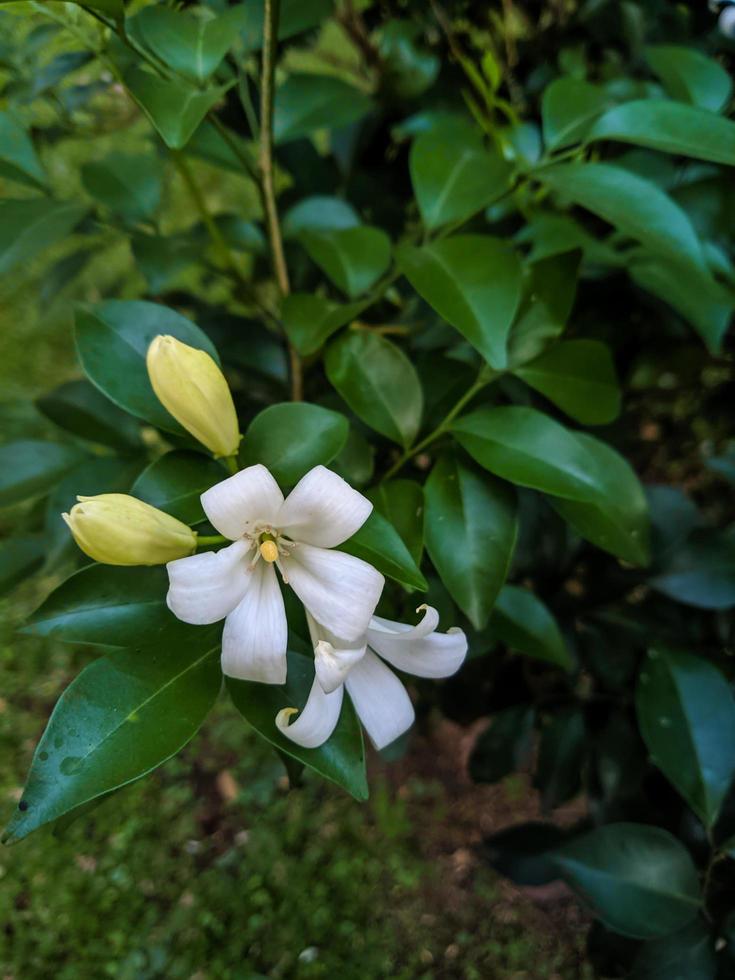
[201,464,284,540]
[275,677,343,748]
[306,611,367,693]
[222,561,287,683]
[282,543,384,642]
[345,650,415,750]
[166,539,251,625]
[277,465,372,548]
[367,605,467,678]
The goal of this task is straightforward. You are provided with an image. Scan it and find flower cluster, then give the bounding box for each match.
[62,334,467,750]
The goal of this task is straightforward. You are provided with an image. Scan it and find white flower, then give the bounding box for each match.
[166,464,384,684]
[275,605,467,750]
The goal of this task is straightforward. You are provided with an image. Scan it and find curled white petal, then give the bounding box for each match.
[306,611,366,694]
[277,465,373,548]
[366,604,467,679]
[275,677,343,748]
[222,561,287,683]
[345,650,415,750]
[282,543,384,642]
[201,464,284,540]
[166,539,251,625]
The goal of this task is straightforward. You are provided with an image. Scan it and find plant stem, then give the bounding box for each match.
[196,534,229,548]
[258,0,303,402]
[223,454,239,475]
[382,368,496,481]
[172,152,239,272]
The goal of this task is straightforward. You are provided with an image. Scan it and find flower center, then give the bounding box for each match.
[259,537,279,563]
[245,526,296,580]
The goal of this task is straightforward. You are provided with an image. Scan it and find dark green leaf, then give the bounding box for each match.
[469,705,535,784]
[81,152,163,223]
[282,293,366,356]
[490,585,573,671]
[133,451,226,524]
[75,299,220,435]
[541,78,610,150]
[330,427,374,487]
[37,379,142,451]
[0,199,87,276]
[0,536,45,596]
[397,236,523,370]
[133,5,242,84]
[4,631,221,842]
[636,648,735,827]
[282,196,361,238]
[274,75,372,144]
[507,250,582,367]
[124,67,229,150]
[553,823,701,939]
[240,402,348,487]
[0,440,85,508]
[534,707,586,809]
[646,45,732,113]
[368,478,424,566]
[630,918,717,980]
[131,231,201,293]
[237,0,333,50]
[325,330,423,447]
[339,509,427,592]
[300,227,391,299]
[483,822,567,887]
[227,650,368,801]
[424,455,517,630]
[0,110,45,189]
[650,528,735,609]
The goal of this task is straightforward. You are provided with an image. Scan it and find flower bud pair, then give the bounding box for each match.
[63,494,196,566]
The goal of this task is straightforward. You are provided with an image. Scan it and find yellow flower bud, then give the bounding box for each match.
[62,494,197,566]
[146,335,240,458]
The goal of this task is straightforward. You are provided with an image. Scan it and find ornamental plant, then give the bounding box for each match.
[1,0,735,974]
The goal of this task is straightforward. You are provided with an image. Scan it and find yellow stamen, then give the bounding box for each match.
[276,707,299,729]
[260,539,279,563]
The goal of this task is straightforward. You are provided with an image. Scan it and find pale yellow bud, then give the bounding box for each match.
[146,335,240,458]
[62,494,197,566]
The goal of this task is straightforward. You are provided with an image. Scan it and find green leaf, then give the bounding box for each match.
[227,650,368,801]
[325,331,423,447]
[469,705,535,784]
[541,78,610,150]
[132,451,226,524]
[396,236,522,370]
[237,0,333,50]
[274,74,372,144]
[514,340,621,425]
[131,230,201,293]
[507,251,582,367]
[282,196,361,238]
[0,536,45,597]
[330,427,374,487]
[368,478,424,566]
[553,823,701,939]
[0,0,124,17]
[282,293,366,356]
[588,100,735,167]
[21,564,179,648]
[539,163,706,272]
[37,379,142,451]
[123,67,230,150]
[650,529,735,609]
[0,110,45,189]
[0,440,85,509]
[133,6,242,84]
[75,299,220,436]
[300,227,391,299]
[81,151,163,224]
[646,45,733,113]
[490,585,573,671]
[339,509,427,593]
[4,631,221,842]
[185,120,254,174]
[240,402,349,487]
[636,648,735,828]
[0,199,87,276]
[630,918,717,980]
[409,129,514,230]
[424,455,517,630]
[534,707,586,809]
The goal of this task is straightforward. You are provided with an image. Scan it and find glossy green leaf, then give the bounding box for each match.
[650,529,735,609]
[0,536,45,597]
[541,78,610,150]
[0,199,87,277]
[368,478,424,566]
[534,707,586,809]
[240,402,349,487]
[133,451,225,524]
[75,299,220,435]
[469,705,535,784]
[553,823,701,939]
[274,75,372,144]
[325,330,423,447]
[409,129,514,230]
[227,651,368,801]
[133,6,242,84]
[37,379,141,451]
[507,251,582,367]
[514,340,621,425]
[339,509,427,592]
[0,440,85,509]
[0,110,45,189]
[300,227,391,299]
[330,427,374,487]
[282,293,366,356]
[282,196,361,238]
[636,648,735,828]
[397,236,522,370]
[424,455,517,630]
[124,67,229,150]
[81,152,163,223]
[185,120,254,173]
[588,101,735,168]
[490,585,573,671]
[378,19,440,99]
[539,163,706,272]
[0,0,124,16]
[4,631,222,842]
[646,45,732,113]
[21,564,179,648]
[630,918,717,980]
[237,0,333,51]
